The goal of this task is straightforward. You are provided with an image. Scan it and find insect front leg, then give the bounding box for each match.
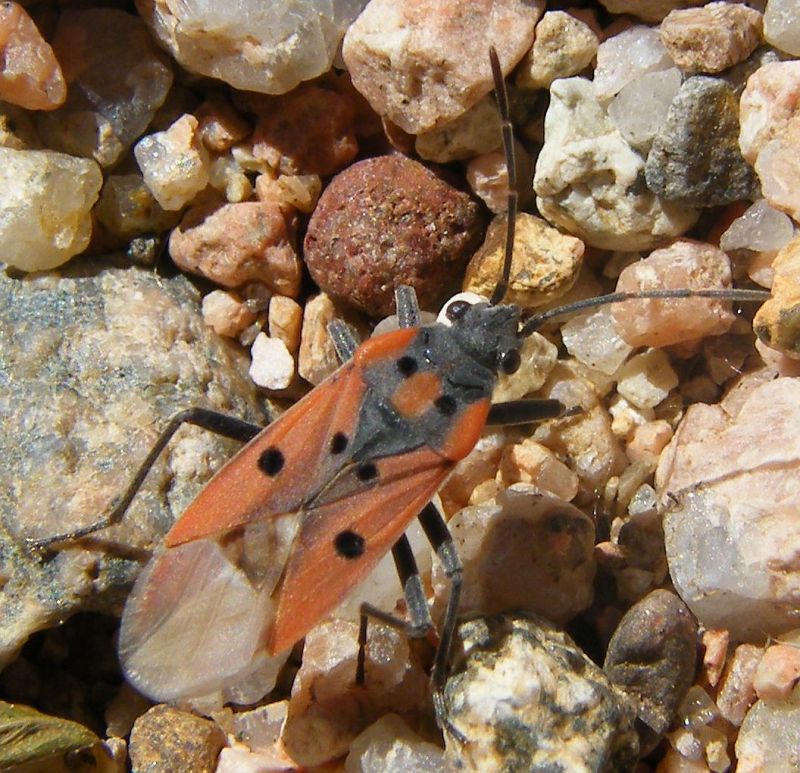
[357,531,435,684]
[486,398,580,426]
[394,285,422,328]
[28,408,263,549]
[327,319,359,363]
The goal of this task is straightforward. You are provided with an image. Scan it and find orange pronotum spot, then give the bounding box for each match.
[354,327,417,366]
[391,371,442,420]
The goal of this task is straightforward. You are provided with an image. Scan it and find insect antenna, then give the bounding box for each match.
[488,46,516,307]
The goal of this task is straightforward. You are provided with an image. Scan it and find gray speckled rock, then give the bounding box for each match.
[604,590,697,748]
[443,614,639,772]
[0,260,266,665]
[645,76,758,207]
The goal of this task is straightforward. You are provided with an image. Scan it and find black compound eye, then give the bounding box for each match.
[499,348,521,375]
[257,447,284,476]
[446,300,471,321]
[334,529,365,559]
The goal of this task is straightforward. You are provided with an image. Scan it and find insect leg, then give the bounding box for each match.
[356,532,434,684]
[327,319,359,363]
[28,408,263,549]
[417,501,463,726]
[486,398,581,426]
[394,285,422,328]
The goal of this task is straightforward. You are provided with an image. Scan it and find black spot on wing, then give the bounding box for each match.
[331,432,348,454]
[335,529,365,559]
[258,447,284,476]
[356,462,378,482]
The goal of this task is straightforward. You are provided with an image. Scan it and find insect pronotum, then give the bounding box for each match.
[31,48,771,724]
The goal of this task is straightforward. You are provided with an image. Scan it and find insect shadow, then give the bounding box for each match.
[29,49,771,730]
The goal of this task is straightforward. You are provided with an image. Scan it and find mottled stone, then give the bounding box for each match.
[0,261,265,666]
[342,0,543,133]
[659,2,763,74]
[443,615,639,771]
[38,8,173,167]
[594,25,674,102]
[135,114,211,211]
[645,76,758,207]
[754,234,800,358]
[0,2,65,110]
[0,148,102,271]
[129,705,225,773]
[433,485,594,625]
[515,11,598,91]
[94,174,180,241]
[170,201,301,295]
[617,349,679,409]
[738,60,800,165]
[605,590,697,737]
[415,95,501,163]
[534,77,698,251]
[251,84,358,176]
[464,213,583,307]
[135,0,365,95]
[304,155,483,317]
[764,0,800,56]
[612,240,736,348]
[658,377,800,640]
[755,113,800,221]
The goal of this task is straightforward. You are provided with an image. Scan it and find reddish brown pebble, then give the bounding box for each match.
[304,155,483,316]
[251,84,358,177]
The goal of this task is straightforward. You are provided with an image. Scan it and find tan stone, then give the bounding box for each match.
[201,290,257,338]
[268,296,303,355]
[196,97,251,152]
[754,235,800,358]
[754,644,800,700]
[498,437,579,501]
[755,114,800,223]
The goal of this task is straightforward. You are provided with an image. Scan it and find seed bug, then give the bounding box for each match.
[30,49,771,717]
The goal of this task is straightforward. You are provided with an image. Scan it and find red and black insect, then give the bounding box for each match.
[31,49,770,715]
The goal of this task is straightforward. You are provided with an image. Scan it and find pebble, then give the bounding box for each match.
[249,333,295,390]
[617,349,679,410]
[645,76,758,206]
[515,10,599,91]
[497,439,580,501]
[754,642,800,700]
[599,0,705,23]
[201,289,258,338]
[414,95,501,163]
[135,114,211,211]
[136,0,364,94]
[0,147,102,271]
[433,484,594,625]
[463,212,584,307]
[268,295,303,355]
[719,198,795,253]
[128,705,226,773]
[345,714,446,772]
[738,60,800,165]
[657,377,800,640]
[764,0,800,56]
[94,174,180,241]
[441,430,514,510]
[612,239,736,348]
[169,201,302,295]
[659,2,763,74]
[562,304,634,376]
[754,234,800,358]
[304,155,483,316]
[342,0,542,133]
[251,84,358,176]
[534,77,699,251]
[0,2,66,110]
[604,590,697,737]
[735,686,800,772]
[607,67,683,151]
[716,644,762,726]
[255,172,322,215]
[38,7,173,167]
[442,614,639,771]
[491,329,557,403]
[593,25,674,102]
[754,112,800,221]
[465,140,534,214]
[609,395,655,440]
[702,629,729,688]
[195,97,251,153]
[207,153,253,203]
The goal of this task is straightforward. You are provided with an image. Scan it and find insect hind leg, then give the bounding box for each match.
[395,285,422,328]
[356,532,434,684]
[28,408,263,550]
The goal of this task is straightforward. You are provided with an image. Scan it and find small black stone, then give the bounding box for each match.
[257,447,284,476]
[356,462,378,481]
[335,529,365,559]
[397,356,418,377]
[331,432,348,454]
